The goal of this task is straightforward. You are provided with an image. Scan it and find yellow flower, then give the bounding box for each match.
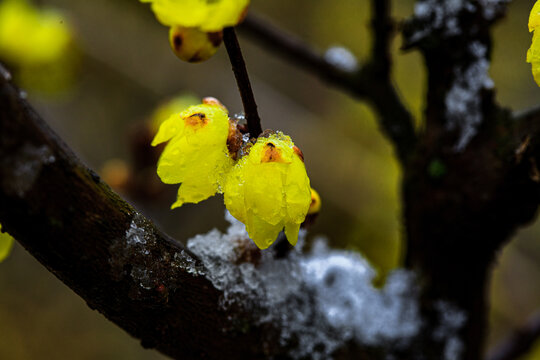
[0,0,72,66]
[0,224,14,263]
[152,102,234,208]
[140,0,249,32]
[224,133,311,249]
[528,1,540,86]
[169,26,222,63]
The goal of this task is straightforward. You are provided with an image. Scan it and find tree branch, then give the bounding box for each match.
[239,12,417,164]
[0,62,273,359]
[1,62,394,360]
[486,311,540,360]
[370,0,392,76]
[223,26,263,137]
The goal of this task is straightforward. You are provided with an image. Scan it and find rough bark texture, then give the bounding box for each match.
[401,2,540,359]
[0,64,275,360]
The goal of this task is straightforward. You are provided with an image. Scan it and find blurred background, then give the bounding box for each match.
[0,0,539,358]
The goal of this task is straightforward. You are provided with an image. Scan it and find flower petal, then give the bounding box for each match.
[530,0,540,32]
[245,214,283,250]
[528,30,540,86]
[151,113,184,146]
[141,0,249,32]
[284,222,301,246]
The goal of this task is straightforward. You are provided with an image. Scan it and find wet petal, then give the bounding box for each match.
[530,0,540,32]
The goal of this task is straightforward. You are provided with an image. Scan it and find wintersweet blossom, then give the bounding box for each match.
[151,98,313,249]
[168,25,222,63]
[152,102,233,208]
[528,1,540,86]
[224,133,311,249]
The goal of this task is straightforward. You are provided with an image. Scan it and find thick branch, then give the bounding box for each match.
[486,312,540,360]
[223,26,263,137]
[371,0,392,75]
[0,63,272,359]
[400,2,532,359]
[239,12,416,164]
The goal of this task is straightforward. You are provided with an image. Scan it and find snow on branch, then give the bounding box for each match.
[188,213,422,359]
[406,0,510,46]
[445,41,494,150]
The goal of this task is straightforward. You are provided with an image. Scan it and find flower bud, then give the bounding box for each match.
[224,133,311,249]
[169,26,222,63]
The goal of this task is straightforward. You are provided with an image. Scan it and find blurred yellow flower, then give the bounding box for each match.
[528,0,540,86]
[308,188,321,215]
[140,0,249,32]
[0,0,72,66]
[224,133,311,249]
[0,224,14,263]
[152,102,233,208]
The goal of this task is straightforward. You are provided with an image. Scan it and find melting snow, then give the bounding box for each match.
[187,212,422,359]
[409,0,474,43]
[324,46,359,72]
[110,213,204,294]
[445,41,493,151]
[409,0,509,43]
[433,301,467,360]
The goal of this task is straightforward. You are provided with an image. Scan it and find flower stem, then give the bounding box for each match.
[223,27,263,138]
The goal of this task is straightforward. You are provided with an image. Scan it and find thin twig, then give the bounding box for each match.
[239,12,417,163]
[486,312,540,360]
[239,12,357,93]
[223,26,263,137]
